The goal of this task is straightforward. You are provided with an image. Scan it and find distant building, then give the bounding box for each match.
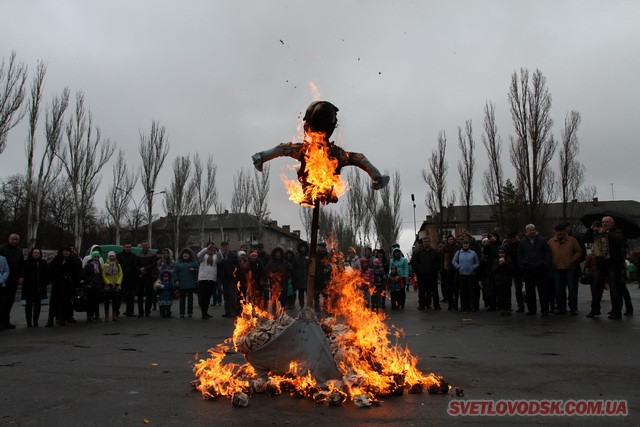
[150,212,304,252]
[418,199,640,243]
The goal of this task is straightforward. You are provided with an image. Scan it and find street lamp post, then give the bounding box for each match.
[411,193,417,240]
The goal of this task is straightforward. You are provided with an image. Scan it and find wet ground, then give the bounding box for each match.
[1,283,639,426]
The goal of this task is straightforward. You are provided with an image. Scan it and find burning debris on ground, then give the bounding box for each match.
[192,244,455,407]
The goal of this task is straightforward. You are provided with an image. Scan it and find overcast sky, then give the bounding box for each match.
[1,1,639,253]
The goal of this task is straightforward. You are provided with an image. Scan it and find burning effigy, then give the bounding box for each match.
[192,99,450,407]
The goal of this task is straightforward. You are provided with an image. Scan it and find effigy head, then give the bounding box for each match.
[303,101,339,138]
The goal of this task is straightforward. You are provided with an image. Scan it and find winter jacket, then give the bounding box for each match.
[82,244,104,268]
[21,257,49,300]
[389,249,409,278]
[136,249,157,279]
[157,248,176,273]
[116,249,138,280]
[548,235,583,270]
[452,248,480,276]
[410,246,441,277]
[0,242,23,283]
[517,235,551,269]
[0,255,9,286]
[491,257,514,287]
[154,270,174,304]
[102,259,123,291]
[173,249,199,290]
[82,260,104,291]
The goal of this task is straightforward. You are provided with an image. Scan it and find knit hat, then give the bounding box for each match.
[238,251,247,257]
[91,251,100,258]
[498,246,508,253]
[108,251,116,257]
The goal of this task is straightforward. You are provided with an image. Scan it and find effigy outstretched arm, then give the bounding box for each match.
[345,152,390,190]
[252,142,303,172]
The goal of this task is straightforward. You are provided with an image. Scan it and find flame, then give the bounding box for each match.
[283,131,347,206]
[309,82,321,101]
[193,243,447,405]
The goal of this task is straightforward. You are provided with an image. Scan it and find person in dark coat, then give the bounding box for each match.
[265,247,288,313]
[582,215,627,319]
[284,249,296,309]
[173,248,199,318]
[21,247,49,327]
[517,224,551,316]
[313,243,332,311]
[46,246,80,327]
[66,245,83,323]
[218,242,240,317]
[83,251,104,322]
[117,243,139,317]
[492,246,514,315]
[440,236,459,309]
[0,233,25,330]
[410,236,442,310]
[479,237,498,311]
[135,241,157,317]
[247,251,266,310]
[291,242,309,309]
[505,232,525,313]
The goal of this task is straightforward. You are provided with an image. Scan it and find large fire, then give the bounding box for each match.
[192,244,449,407]
[283,131,347,206]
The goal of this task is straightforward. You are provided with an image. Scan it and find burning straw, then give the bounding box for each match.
[192,245,451,407]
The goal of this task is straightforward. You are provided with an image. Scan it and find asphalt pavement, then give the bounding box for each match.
[1,283,639,426]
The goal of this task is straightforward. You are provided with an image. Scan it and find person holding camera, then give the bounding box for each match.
[582,216,626,319]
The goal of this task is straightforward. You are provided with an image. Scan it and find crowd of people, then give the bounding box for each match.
[410,217,636,320]
[0,215,637,330]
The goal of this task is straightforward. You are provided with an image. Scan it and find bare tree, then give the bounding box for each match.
[24,61,45,248]
[163,155,195,255]
[231,167,253,242]
[343,169,372,250]
[369,171,402,251]
[422,131,450,234]
[192,153,218,247]
[508,68,557,224]
[0,174,27,226]
[139,120,169,245]
[577,185,597,202]
[43,176,75,244]
[106,149,138,245]
[0,51,28,155]
[251,165,271,241]
[558,110,584,220]
[481,101,506,231]
[457,120,475,230]
[58,92,114,250]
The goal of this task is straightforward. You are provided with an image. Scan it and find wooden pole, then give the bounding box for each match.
[305,199,320,308]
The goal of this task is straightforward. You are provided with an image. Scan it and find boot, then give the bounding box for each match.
[33,304,41,327]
